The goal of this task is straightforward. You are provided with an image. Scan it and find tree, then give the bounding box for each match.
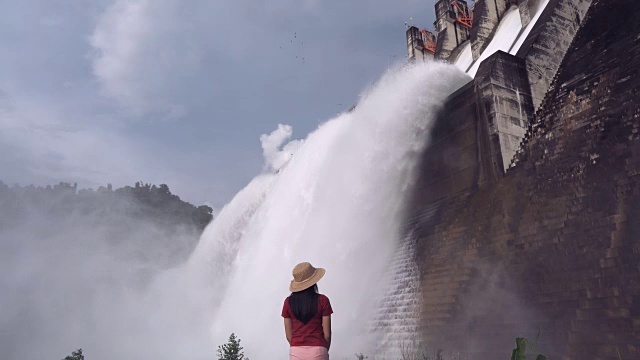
[62,349,84,360]
[158,184,171,195]
[217,333,248,360]
[198,204,213,213]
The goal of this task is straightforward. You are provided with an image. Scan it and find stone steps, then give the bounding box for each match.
[370,233,422,359]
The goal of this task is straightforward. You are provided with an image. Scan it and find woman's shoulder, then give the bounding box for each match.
[318,294,333,314]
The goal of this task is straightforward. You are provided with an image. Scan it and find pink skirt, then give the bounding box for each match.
[289,346,329,360]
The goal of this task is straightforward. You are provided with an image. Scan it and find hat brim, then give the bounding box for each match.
[289,267,325,292]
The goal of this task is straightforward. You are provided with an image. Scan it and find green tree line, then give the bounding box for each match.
[0,181,215,268]
[0,181,213,232]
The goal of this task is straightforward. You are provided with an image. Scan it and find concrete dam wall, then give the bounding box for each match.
[402,0,640,358]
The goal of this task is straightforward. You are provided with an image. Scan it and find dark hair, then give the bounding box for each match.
[289,284,318,324]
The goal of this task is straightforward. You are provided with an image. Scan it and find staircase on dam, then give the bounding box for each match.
[371,231,422,358]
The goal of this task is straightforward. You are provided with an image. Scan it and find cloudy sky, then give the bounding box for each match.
[0,0,437,207]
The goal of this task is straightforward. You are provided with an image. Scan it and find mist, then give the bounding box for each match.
[206,62,470,358]
[1,62,470,360]
[0,183,213,359]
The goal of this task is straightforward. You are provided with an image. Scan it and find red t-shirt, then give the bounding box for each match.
[281,294,333,348]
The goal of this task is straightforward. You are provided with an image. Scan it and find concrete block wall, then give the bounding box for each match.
[473,51,535,172]
[409,51,534,210]
[515,0,593,110]
[408,0,640,358]
[469,0,510,60]
[407,26,435,62]
[434,0,471,61]
[426,0,595,176]
[409,81,494,212]
[435,23,461,61]
[517,0,543,27]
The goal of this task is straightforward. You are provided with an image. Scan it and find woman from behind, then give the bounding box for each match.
[282,262,333,360]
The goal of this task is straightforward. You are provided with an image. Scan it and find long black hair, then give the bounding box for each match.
[289,284,318,324]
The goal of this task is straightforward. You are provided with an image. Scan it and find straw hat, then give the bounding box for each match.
[289,262,325,292]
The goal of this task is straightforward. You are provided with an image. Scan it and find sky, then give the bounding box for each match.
[0,0,438,207]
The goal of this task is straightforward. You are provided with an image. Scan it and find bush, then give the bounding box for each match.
[510,336,548,360]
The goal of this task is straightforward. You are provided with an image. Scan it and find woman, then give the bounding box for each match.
[282,262,333,360]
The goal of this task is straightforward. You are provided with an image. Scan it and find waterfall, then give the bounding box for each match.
[193,62,470,358]
[0,61,468,360]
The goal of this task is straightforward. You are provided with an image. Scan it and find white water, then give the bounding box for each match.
[454,42,473,73]
[0,3,557,359]
[371,231,423,359]
[93,4,553,357]
[466,6,523,78]
[196,2,553,358]
[510,0,551,55]
[188,63,470,359]
[457,0,550,77]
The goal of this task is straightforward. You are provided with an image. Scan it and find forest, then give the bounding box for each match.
[0,181,214,269]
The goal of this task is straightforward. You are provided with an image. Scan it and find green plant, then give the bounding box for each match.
[510,335,548,360]
[511,338,527,360]
[217,333,249,360]
[62,349,84,360]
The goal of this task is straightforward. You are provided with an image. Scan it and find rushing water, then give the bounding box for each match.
[186,3,558,354]
[466,6,523,78]
[192,62,470,358]
[0,62,468,360]
[2,2,556,356]
[453,1,551,78]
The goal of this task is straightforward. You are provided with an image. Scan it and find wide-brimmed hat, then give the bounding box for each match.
[289,262,325,292]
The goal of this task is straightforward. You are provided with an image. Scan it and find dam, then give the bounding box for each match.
[379,0,640,358]
[2,0,637,359]
[186,0,639,358]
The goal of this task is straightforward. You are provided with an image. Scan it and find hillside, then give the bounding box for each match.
[0,181,213,269]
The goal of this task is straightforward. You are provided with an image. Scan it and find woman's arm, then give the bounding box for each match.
[322,315,332,350]
[284,317,293,344]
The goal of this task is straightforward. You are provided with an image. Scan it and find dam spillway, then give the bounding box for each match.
[371,231,423,358]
